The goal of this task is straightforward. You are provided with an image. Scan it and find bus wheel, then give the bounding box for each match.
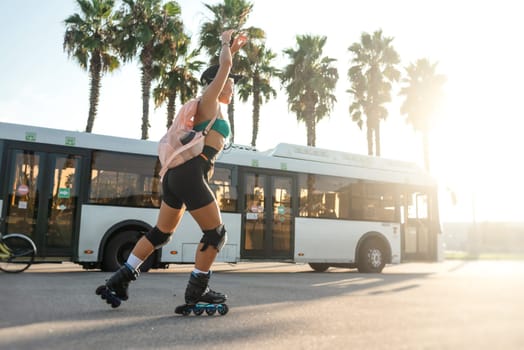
[357,239,386,273]
[102,231,155,272]
[308,263,330,272]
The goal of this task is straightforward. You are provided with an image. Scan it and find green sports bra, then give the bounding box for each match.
[194,118,230,138]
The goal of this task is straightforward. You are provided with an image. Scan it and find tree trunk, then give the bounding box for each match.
[251,90,260,147]
[228,98,235,143]
[305,95,317,147]
[140,46,154,140]
[86,52,102,133]
[366,126,374,156]
[375,125,381,157]
[166,90,177,129]
[306,116,316,147]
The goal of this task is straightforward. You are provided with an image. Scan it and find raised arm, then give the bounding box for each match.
[198,30,247,118]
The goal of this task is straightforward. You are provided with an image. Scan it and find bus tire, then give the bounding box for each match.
[102,231,155,272]
[308,263,330,272]
[357,239,386,273]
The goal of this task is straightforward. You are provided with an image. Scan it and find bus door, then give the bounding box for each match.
[241,171,294,259]
[1,144,85,258]
[400,189,433,261]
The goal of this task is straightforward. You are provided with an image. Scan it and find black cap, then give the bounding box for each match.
[200,65,243,85]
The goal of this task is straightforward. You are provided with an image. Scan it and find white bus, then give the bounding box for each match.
[0,122,442,273]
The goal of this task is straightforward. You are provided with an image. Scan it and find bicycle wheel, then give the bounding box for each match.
[0,234,36,273]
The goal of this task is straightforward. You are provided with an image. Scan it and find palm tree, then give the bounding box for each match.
[281,34,338,218]
[153,41,205,129]
[63,0,119,133]
[399,58,446,171]
[199,0,259,143]
[236,41,278,147]
[347,29,400,156]
[200,0,253,52]
[114,0,184,139]
[281,34,338,147]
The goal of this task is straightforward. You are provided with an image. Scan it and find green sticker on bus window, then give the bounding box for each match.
[65,136,76,146]
[58,188,71,198]
[25,132,36,142]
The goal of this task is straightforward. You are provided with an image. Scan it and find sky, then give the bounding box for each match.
[1,0,523,223]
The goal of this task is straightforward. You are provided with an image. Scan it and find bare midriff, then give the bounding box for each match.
[204,129,226,152]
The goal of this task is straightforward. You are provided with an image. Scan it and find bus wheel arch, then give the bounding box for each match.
[100,221,157,272]
[356,232,391,273]
[308,263,330,272]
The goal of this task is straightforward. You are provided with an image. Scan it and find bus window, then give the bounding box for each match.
[348,182,396,222]
[5,150,43,239]
[89,151,161,207]
[244,174,266,250]
[298,174,354,219]
[47,154,81,249]
[408,192,429,220]
[404,191,430,256]
[298,174,396,222]
[210,166,237,212]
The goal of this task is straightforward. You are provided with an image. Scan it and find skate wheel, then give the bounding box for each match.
[95,285,105,295]
[174,305,189,315]
[193,308,204,316]
[175,304,193,316]
[111,299,121,308]
[218,304,229,315]
[205,306,216,316]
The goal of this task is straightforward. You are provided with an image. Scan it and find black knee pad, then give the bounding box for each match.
[144,226,173,249]
[200,224,227,252]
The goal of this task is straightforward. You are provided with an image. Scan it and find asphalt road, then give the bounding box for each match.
[1,260,523,350]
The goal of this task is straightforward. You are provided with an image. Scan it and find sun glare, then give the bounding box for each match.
[430,67,524,222]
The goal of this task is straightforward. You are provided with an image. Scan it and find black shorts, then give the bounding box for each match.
[162,155,214,211]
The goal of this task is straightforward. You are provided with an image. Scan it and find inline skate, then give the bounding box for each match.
[95,263,138,308]
[174,271,229,316]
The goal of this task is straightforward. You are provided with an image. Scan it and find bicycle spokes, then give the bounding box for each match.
[0,234,36,273]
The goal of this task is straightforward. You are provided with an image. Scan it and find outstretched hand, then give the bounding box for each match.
[230,33,248,53]
[222,29,248,54]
